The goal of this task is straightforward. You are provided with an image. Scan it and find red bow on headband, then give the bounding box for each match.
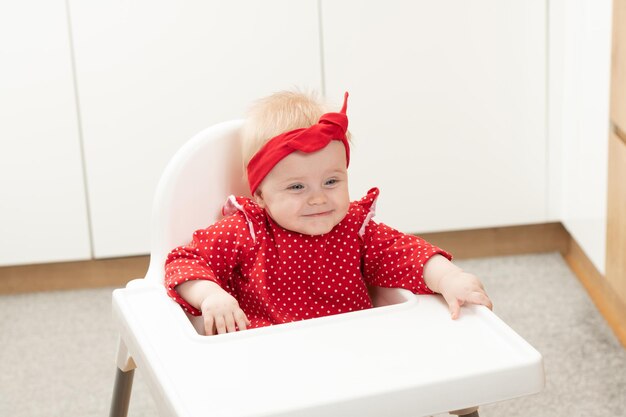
[247,92,351,195]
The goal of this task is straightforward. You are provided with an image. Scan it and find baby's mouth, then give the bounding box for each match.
[303,210,333,217]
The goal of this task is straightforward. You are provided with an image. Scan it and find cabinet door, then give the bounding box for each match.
[69,0,323,258]
[554,0,612,274]
[322,0,547,233]
[0,2,91,266]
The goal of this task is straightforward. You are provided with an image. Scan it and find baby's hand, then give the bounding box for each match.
[200,288,251,335]
[437,271,493,319]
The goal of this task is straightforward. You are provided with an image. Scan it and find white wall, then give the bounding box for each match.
[549,0,613,274]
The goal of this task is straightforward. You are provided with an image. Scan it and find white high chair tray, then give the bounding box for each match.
[113,281,543,417]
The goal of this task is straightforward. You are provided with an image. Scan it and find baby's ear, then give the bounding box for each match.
[254,190,266,208]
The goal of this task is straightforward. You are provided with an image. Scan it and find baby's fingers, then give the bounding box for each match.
[224,313,237,333]
[443,295,462,320]
[450,302,461,320]
[465,291,493,310]
[234,310,251,332]
[204,314,216,336]
[214,315,227,334]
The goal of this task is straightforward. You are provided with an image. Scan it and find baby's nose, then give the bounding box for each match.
[308,190,327,205]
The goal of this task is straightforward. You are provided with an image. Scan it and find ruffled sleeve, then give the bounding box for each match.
[222,195,265,243]
[355,187,379,239]
[358,188,452,295]
[164,196,258,315]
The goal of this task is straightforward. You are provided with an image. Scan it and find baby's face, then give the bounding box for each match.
[254,141,350,236]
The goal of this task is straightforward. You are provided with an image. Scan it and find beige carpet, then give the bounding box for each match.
[1,253,624,417]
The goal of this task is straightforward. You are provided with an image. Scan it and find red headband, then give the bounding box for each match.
[247,92,350,195]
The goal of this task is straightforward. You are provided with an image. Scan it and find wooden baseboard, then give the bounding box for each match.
[563,237,626,348]
[0,256,149,295]
[419,222,570,259]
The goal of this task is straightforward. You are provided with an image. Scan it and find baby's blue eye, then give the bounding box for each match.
[325,178,338,186]
[288,184,304,190]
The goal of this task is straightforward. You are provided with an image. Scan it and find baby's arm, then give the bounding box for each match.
[176,280,250,336]
[423,254,493,319]
[165,213,254,335]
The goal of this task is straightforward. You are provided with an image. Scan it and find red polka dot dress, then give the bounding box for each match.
[164,188,451,329]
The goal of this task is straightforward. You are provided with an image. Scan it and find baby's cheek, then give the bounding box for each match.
[282,202,305,226]
[338,199,351,220]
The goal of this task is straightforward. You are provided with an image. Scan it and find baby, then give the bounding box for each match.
[164,90,492,335]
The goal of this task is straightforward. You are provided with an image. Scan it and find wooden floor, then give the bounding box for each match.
[1,221,624,347]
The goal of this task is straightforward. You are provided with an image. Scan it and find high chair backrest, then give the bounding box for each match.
[145,120,249,283]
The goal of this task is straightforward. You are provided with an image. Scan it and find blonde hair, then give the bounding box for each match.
[241,89,330,167]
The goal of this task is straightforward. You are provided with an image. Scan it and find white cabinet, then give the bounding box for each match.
[322,0,548,233]
[68,0,323,258]
[548,0,612,274]
[7,1,601,267]
[0,2,91,266]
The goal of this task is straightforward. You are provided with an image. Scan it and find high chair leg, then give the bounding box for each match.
[109,367,135,417]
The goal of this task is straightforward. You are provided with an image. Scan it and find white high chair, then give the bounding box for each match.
[110,120,544,417]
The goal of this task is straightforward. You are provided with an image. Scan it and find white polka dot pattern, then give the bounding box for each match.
[164,188,451,329]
